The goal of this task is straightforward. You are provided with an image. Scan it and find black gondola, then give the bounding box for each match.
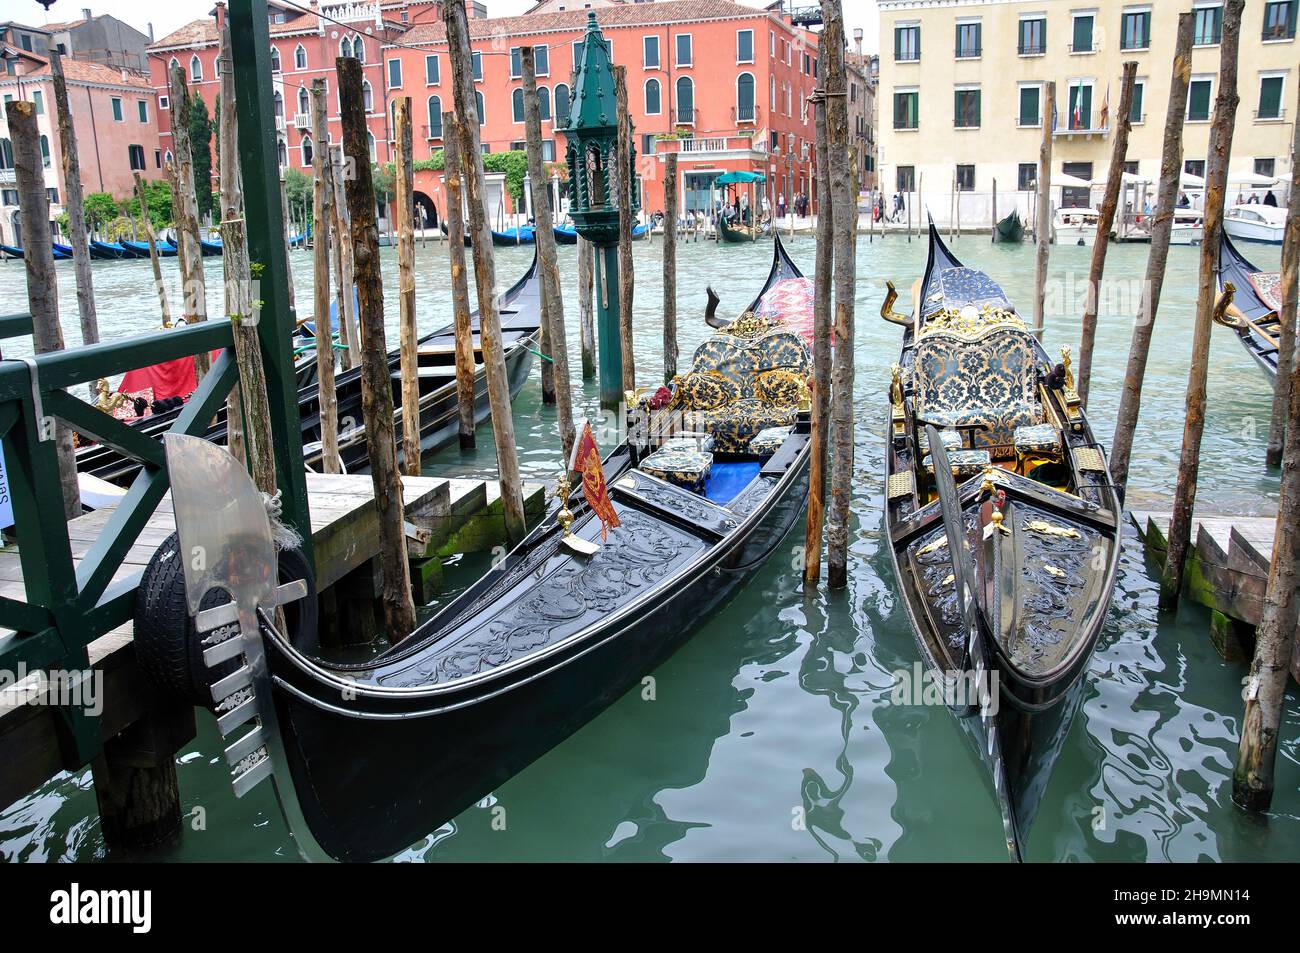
[88,239,128,260]
[718,215,769,244]
[1215,231,1285,381]
[438,221,473,246]
[881,224,1121,861]
[171,234,814,862]
[993,210,1024,243]
[76,252,543,484]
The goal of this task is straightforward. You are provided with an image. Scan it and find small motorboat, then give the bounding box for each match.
[881,223,1121,861]
[1223,203,1286,244]
[1215,230,1288,380]
[1170,209,1204,246]
[1051,207,1101,246]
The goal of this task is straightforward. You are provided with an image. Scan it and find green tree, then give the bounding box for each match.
[82,192,121,230]
[121,179,175,230]
[189,93,214,219]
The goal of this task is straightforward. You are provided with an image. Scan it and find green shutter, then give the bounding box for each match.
[1130,83,1144,123]
[1073,15,1092,51]
[1189,80,1211,120]
[1020,86,1039,125]
[1260,76,1284,117]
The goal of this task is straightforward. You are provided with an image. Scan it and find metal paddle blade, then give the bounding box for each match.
[164,433,277,617]
[925,426,979,629]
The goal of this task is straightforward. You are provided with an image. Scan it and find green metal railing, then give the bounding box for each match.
[0,321,237,763]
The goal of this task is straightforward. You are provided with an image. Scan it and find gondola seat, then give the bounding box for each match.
[913,325,1043,455]
[919,427,963,456]
[639,445,713,493]
[749,425,793,456]
[1013,423,1061,456]
[923,448,992,480]
[675,328,812,453]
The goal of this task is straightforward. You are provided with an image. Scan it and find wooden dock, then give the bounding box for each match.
[1130,510,1298,679]
[0,472,545,812]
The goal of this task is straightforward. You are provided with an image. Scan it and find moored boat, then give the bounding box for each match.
[159,235,815,862]
[76,250,544,485]
[718,215,769,243]
[121,238,177,257]
[1051,206,1100,245]
[88,239,128,260]
[1223,203,1286,244]
[1215,230,1286,380]
[881,224,1121,860]
[993,210,1023,243]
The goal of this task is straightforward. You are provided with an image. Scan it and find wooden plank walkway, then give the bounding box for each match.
[0,472,544,808]
[1130,510,1297,679]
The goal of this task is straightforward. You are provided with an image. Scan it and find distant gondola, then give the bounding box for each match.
[88,240,128,260]
[881,223,1120,861]
[167,234,815,862]
[718,216,769,243]
[120,239,176,257]
[438,221,473,246]
[491,225,536,246]
[1215,230,1285,381]
[1,243,25,260]
[200,238,224,256]
[993,210,1024,243]
[76,251,544,485]
[552,223,578,244]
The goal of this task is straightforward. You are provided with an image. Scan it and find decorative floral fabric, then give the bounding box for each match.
[1013,423,1062,454]
[913,325,1043,453]
[923,447,992,479]
[754,276,815,345]
[920,427,963,456]
[749,425,793,456]
[925,267,1014,316]
[661,433,715,453]
[723,311,773,339]
[687,400,797,454]
[756,368,805,407]
[640,446,713,493]
[677,371,739,410]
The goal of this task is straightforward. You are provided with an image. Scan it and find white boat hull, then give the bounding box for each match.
[1223,218,1284,244]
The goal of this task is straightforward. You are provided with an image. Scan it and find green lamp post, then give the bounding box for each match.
[563,12,638,409]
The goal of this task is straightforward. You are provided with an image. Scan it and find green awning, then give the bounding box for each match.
[716,171,766,184]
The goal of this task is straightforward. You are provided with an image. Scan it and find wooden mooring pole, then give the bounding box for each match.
[442,113,477,450]
[614,64,636,393]
[218,25,247,468]
[663,151,679,383]
[279,175,297,314]
[1266,86,1300,469]
[133,172,172,328]
[523,46,576,460]
[310,78,342,474]
[444,0,526,544]
[1033,81,1055,335]
[804,89,833,589]
[1077,62,1138,407]
[6,100,79,520]
[49,51,98,359]
[338,56,416,641]
[1110,12,1194,497]
[395,96,422,476]
[329,146,361,371]
[1233,309,1300,810]
[1160,0,1244,611]
[822,0,856,591]
[168,66,209,379]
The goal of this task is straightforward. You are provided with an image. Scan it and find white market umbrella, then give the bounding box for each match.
[1051,173,1092,189]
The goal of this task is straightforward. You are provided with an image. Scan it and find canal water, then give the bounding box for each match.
[0,231,1297,861]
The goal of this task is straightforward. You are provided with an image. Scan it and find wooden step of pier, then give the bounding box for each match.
[1129,510,1297,680]
[0,472,544,812]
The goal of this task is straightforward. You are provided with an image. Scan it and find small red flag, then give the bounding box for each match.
[570,420,621,541]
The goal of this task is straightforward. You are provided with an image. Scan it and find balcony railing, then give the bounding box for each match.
[1018,43,1045,55]
[671,107,696,125]
[1262,27,1297,41]
[1068,42,1096,53]
[423,123,444,140]
[0,169,16,185]
[733,104,760,124]
[955,45,982,58]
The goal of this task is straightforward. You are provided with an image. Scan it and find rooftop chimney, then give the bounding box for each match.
[83,8,92,20]
[213,1,227,30]
[853,27,863,54]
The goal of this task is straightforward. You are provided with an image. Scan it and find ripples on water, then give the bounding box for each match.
[0,234,1296,862]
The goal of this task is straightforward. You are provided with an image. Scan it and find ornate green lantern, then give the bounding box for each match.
[563,11,638,408]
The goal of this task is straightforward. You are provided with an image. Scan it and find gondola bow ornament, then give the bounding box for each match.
[570,420,620,541]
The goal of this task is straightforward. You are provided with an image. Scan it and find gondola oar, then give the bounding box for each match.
[925,425,1024,862]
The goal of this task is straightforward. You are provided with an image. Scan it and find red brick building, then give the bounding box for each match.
[392,0,822,220]
[145,0,822,223]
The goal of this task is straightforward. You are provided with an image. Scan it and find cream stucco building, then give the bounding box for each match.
[878,0,1299,223]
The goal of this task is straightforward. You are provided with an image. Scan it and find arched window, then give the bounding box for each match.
[427,95,443,138]
[362,80,373,113]
[554,82,570,126]
[476,90,485,125]
[512,87,524,123]
[39,135,50,168]
[675,76,694,124]
[340,36,352,59]
[270,48,281,73]
[736,72,755,122]
[298,86,309,117]
[164,149,173,164]
[295,44,307,70]
[644,77,661,115]
[273,90,284,119]
[539,86,551,121]
[367,132,376,162]
[0,138,13,170]
[277,139,287,168]
[189,55,202,82]
[168,56,179,73]
[301,135,313,166]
